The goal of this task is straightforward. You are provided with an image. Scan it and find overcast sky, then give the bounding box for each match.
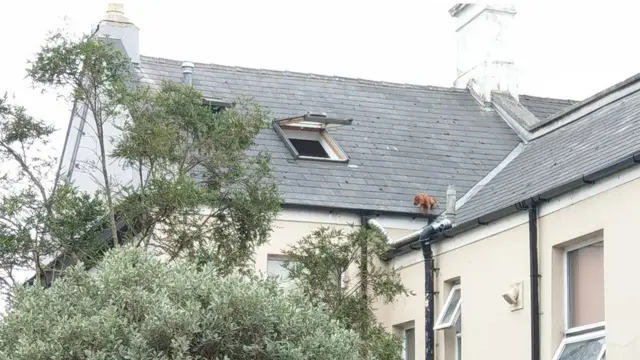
[2,1,639,154]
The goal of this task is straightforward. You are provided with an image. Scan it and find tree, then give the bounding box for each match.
[0,93,108,303]
[283,226,412,359]
[0,246,365,360]
[27,31,131,248]
[24,30,281,275]
[112,83,280,273]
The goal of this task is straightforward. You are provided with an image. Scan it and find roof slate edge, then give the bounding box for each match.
[454,142,524,209]
[491,92,541,143]
[535,72,640,130]
[387,151,640,259]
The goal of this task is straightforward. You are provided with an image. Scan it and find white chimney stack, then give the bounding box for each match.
[97,3,140,65]
[450,4,517,103]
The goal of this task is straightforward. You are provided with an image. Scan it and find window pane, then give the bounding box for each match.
[289,138,329,158]
[405,328,415,360]
[568,241,604,328]
[267,259,289,279]
[557,337,605,360]
[441,288,461,324]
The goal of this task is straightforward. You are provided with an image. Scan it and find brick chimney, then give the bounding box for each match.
[450,4,517,103]
[97,3,140,65]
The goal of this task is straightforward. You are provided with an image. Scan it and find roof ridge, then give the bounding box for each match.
[139,55,468,93]
[519,94,577,104]
[532,72,640,132]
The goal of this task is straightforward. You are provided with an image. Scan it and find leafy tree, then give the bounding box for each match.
[24,30,281,276]
[283,226,412,359]
[0,246,364,360]
[27,31,131,248]
[0,94,107,303]
[112,82,280,273]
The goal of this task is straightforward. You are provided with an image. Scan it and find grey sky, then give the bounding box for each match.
[1,0,638,152]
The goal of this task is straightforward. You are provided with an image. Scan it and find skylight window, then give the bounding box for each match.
[272,113,352,162]
[203,97,232,113]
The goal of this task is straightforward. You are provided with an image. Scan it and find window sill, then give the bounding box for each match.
[566,321,606,336]
[297,155,349,163]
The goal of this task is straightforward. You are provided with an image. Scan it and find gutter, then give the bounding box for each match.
[280,202,438,221]
[386,151,640,259]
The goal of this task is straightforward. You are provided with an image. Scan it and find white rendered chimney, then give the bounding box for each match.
[450,4,517,103]
[97,3,140,65]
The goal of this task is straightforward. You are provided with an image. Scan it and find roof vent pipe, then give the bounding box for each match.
[181,61,194,85]
[445,184,457,221]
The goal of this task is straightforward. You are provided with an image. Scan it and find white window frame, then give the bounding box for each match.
[434,284,461,330]
[563,237,605,335]
[551,329,606,360]
[402,327,415,360]
[266,254,295,288]
[455,316,462,360]
[282,128,344,161]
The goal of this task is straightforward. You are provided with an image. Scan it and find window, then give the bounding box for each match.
[272,113,351,162]
[434,284,461,330]
[553,238,605,360]
[266,254,295,288]
[552,330,606,360]
[402,328,415,360]
[566,240,605,332]
[455,315,462,360]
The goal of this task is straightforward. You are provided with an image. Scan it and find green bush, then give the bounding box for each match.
[0,247,363,359]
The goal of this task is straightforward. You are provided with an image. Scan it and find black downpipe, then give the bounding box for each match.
[529,203,541,360]
[421,240,435,360]
[417,216,453,360]
[360,214,369,303]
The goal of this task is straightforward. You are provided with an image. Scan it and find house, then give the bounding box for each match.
[55,3,640,360]
[377,5,640,360]
[58,3,558,277]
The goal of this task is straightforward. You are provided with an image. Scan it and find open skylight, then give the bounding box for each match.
[203,97,233,113]
[273,113,351,162]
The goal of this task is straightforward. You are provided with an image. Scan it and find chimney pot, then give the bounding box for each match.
[97,3,140,65]
[103,3,133,24]
[107,3,124,15]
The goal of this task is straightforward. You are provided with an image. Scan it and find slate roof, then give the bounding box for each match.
[136,56,572,214]
[457,87,640,224]
[519,94,577,120]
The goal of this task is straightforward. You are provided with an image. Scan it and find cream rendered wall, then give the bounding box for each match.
[255,208,423,278]
[381,165,640,360]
